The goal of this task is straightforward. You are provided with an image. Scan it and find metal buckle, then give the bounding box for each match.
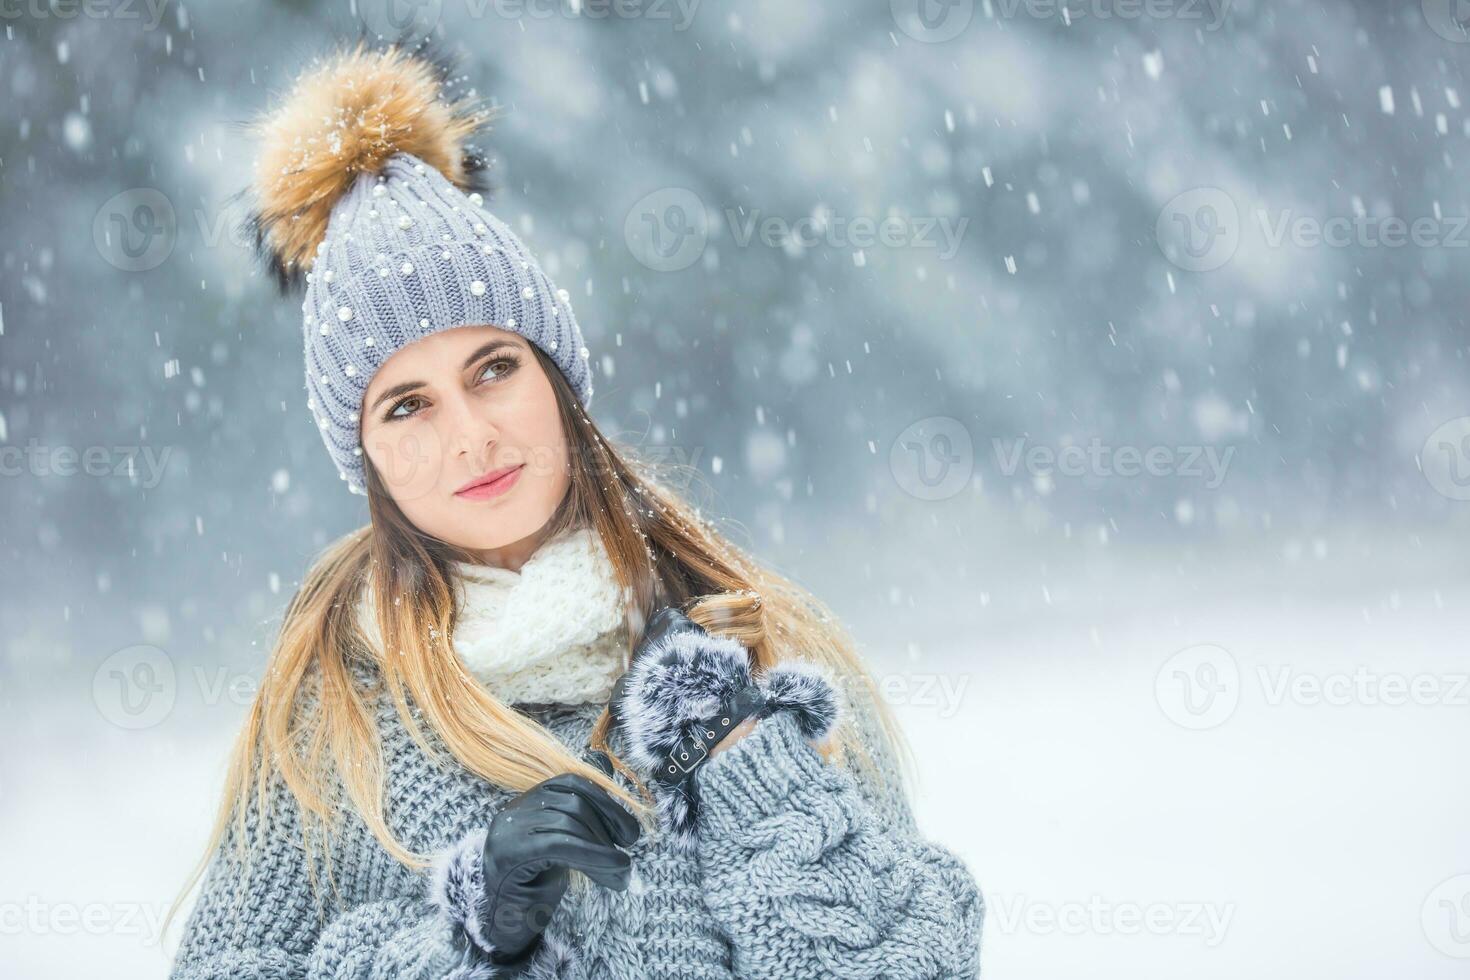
[653,688,767,786]
[665,730,709,777]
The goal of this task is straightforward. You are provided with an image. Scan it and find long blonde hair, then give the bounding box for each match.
[161,341,912,940]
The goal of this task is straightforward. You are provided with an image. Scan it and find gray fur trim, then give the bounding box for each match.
[614,620,843,847]
[612,625,753,848]
[614,626,754,771]
[758,660,842,741]
[428,828,582,976]
[521,930,578,980]
[652,781,701,855]
[428,826,499,959]
[444,958,506,980]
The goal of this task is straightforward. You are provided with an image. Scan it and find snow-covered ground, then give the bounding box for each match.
[907,583,1470,978]
[4,539,1468,979]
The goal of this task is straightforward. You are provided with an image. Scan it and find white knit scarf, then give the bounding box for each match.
[355,525,630,706]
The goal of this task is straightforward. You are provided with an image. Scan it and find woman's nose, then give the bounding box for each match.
[445,397,497,465]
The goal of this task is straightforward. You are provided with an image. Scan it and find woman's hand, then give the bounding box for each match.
[475,773,641,966]
[609,604,841,849]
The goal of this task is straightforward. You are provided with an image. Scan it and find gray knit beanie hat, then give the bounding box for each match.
[241,40,592,496]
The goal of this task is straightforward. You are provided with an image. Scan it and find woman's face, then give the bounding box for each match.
[359,324,571,564]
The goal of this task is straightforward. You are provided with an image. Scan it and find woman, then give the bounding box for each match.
[164,38,983,980]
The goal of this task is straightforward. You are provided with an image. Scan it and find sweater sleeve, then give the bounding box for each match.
[165,760,515,980]
[692,695,985,979]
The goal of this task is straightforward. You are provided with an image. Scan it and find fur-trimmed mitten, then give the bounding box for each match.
[610,606,842,850]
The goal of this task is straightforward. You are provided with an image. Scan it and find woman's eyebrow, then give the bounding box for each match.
[366,339,525,413]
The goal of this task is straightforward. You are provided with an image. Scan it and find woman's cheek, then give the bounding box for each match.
[365,421,446,504]
[523,442,566,483]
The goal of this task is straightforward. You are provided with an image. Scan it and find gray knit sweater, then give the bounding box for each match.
[167,548,983,978]
[167,677,982,979]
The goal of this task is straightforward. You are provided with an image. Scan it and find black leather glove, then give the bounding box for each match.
[475,772,641,967]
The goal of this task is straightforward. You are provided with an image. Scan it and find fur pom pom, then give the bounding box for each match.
[241,37,494,292]
[759,660,842,741]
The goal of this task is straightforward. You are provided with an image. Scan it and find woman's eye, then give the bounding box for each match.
[385,395,423,421]
[382,356,520,423]
[478,355,520,383]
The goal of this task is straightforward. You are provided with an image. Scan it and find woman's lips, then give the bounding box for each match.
[455,464,525,500]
